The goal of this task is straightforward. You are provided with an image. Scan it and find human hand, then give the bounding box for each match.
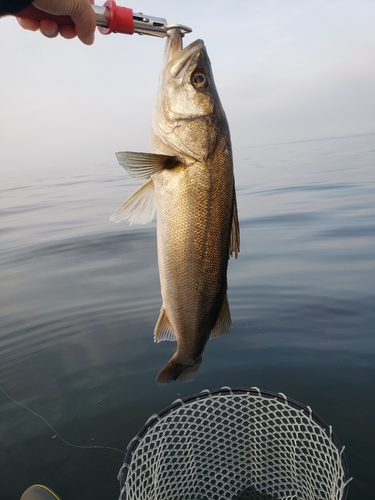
[17,0,96,45]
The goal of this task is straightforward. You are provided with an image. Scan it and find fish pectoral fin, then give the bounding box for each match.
[116,151,180,179]
[229,189,240,259]
[110,179,155,225]
[210,293,232,338]
[154,308,177,342]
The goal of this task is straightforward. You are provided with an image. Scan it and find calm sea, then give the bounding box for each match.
[1,134,374,499]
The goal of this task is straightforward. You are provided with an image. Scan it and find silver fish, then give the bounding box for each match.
[111,30,240,383]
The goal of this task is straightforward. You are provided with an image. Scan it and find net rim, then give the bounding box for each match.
[119,386,350,500]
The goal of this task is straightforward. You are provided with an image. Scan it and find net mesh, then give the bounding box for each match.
[118,387,350,500]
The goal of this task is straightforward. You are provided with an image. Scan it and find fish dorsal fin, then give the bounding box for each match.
[210,293,232,338]
[154,308,177,342]
[116,151,179,179]
[229,189,240,259]
[110,179,155,225]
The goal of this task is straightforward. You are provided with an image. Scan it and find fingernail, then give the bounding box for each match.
[86,33,95,45]
[44,28,57,36]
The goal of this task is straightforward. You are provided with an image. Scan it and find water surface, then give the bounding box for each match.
[1,134,374,499]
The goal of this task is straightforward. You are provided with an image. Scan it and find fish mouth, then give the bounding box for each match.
[167,38,205,78]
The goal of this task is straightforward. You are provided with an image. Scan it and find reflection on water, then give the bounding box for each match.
[0,134,374,499]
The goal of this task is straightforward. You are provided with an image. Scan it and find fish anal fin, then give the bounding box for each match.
[229,189,240,259]
[154,308,177,342]
[116,151,180,179]
[110,179,155,225]
[211,293,232,338]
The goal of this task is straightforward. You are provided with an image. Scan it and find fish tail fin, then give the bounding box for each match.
[156,358,202,385]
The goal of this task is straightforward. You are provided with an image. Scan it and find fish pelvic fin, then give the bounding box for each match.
[156,357,202,385]
[115,151,180,179]
[154,308,177,342]
[210,293,232,338]
[110,179,155,225]
[229,188,240,259]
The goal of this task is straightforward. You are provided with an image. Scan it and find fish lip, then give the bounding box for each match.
[168,39,205,78]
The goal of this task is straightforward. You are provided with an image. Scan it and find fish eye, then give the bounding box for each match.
[192,72,209,89]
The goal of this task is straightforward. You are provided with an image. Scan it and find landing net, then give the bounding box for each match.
[118,387,351,500]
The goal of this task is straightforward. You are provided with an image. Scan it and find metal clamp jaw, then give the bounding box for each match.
[132,14,192,38]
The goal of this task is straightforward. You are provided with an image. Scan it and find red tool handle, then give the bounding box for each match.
[99,0,133,35]
[16,0,134,35]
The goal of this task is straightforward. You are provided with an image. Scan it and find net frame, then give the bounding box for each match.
[118,387,351,500]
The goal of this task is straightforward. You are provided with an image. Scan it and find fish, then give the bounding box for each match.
[110,29,240,384]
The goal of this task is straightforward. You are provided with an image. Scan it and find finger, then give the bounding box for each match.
[16,17,40,32]
[39,19,59,38]
[75,25,95,45]
[69,1,96,45]
[60,25,77,40]
[33,0,96,45]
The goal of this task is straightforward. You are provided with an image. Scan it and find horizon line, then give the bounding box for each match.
[236,132,375,150]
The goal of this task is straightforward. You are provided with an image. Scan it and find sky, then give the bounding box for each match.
[1,0,375,172]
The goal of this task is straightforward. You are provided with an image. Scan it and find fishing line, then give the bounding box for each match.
[0,384,125,456]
